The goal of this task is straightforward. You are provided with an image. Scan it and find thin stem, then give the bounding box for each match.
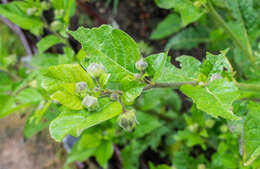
[0,67,20,81]
[235,82,260,92]
[143,81,197,91]
[207,0,255,66]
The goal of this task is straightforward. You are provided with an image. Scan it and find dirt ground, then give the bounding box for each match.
[0,114,65,169]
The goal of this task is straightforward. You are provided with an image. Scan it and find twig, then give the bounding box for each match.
[113,144,122,169]
[143,81,197,91]
[0,0,33,57]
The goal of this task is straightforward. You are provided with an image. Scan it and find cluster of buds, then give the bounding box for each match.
[118,109,138,132]
[75,81,87,93]
[50,20,64,32]
[54,9,64,19]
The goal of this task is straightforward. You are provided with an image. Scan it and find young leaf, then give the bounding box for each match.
[37,35,63,53]
[150,14,182,40]
[244,102,260,166]
[42,64,95,93]
[181,79,240,120]
[49,101,122,142]
[51,90,83,110]
[145,52,167,80]
[157,55,201,83]
[70,25,141,86]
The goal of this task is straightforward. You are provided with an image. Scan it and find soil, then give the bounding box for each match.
[0,114,65,169]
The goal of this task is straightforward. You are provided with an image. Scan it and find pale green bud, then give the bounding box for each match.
[76,81,87,93]
[205,119,215,128]
[26,8,37,16]
[82,95,98,111]
[54,9,64,19]
[41,1,50,10]
[118,109,138,132]
[188,123,199,132]
[197,164,206,169]
[50,20,63,32]
[135,58,148,71]
[87,63,106,78]
[220,124,228,133]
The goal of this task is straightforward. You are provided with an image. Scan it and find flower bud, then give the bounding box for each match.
[50,21,63,32]
[110,92,119,101]
[188,123,198,132]
[197,164,206,169]
[54,9,64,19]
[87,63,106,78]
[82,95,98,111]
[134,73,141,79]
[220,124,228,133]
[26,8,37,16]
[41,1,50,10]
[76,81,87,93]
[118,109,138,132]
[135,58,148,71]
[205,119,215,128]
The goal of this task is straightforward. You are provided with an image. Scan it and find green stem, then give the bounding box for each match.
[207,0,255,66]
[144,81,260,93]
[235,82,260,92]
[143,81,197,91]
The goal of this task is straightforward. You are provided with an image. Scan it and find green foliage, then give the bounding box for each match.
[1,1,260,168]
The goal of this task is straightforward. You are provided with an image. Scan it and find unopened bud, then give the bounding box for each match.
[134,73,141,79]
[87,63,106,78]
[220,124,228,133]
[76,82,87,93]
[205,119,215,128]
[54,9,64,19]
[110,92,119,101]
[118,109,138,132]
[188,123,198,132]
[50,20,63,32]
[135,58,148,71]
[197,164,206,169]
[82,95,98,111]
[26,8,37,16]
[41,1,50,10]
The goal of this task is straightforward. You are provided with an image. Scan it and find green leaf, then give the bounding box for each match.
[15,88,43,104]
[50,90,83,110]
[244,102,260,166]
[157,55,201,83]
[95,141,114,168]
[145,52,167,80]
[49,101,122,142]
[150,14,182,40]
[70,25,141,86]
[154,0,174,9]
[122,86,144,106]
[37,35,63,53]
[181,79,240,120]
[66,131,102,164]
[0,2,43,35]
[172,0,205,26]
[42,64,95,93]
[200,49,233,78]
[165,26,209,50]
